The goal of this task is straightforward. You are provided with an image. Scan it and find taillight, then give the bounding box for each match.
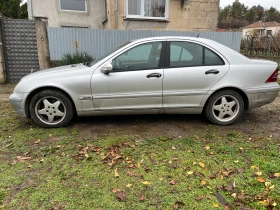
[266,68,279,83]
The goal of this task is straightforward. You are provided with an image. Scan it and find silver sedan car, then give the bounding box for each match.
[9,37,280,128]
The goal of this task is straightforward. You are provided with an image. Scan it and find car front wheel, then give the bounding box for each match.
[205,90,244,125]
[29,90,74,128]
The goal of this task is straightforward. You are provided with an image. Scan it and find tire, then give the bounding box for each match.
[205,90,244,126]
[29,89,74,128]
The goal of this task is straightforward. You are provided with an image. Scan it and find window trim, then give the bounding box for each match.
[59,0,87,13]
[166,41,225,69]
[111,41,166,73]
[125,0,169,20]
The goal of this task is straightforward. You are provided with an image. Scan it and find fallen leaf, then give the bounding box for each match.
[172,146,176,150]
[115,191,125,201]
[265,181,271,187]
[251,165,259,171]
[234,160,239,163]
[169,179,176,185]
[34,139,40,144]
[255,171,262,176]
[269,185,275,190]
[139,194,145,201]
[200,180,207,187]
[114,168,120,178]
[142,181,151,185]
[205,145,210,150]
[231,193,237,198]
[126,184,132,188]
[199,162,205,168]
[213,203,220,207]
[173,201,185,210]
[11,159,17,165]
[17,156,31,162]
[196,196,203,201]
[187,171,193,175]
[257,177,266,183]
[274,173,280,177]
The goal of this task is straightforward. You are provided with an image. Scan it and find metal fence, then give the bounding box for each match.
[47,28,242,61]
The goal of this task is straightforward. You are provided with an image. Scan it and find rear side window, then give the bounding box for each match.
[169,41,224,68]
[170,42,203,67]
[204,48,224,66]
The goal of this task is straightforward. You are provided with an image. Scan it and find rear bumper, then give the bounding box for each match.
[9,92,29,117]
[245,85,280,109]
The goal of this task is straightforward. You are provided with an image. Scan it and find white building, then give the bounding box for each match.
[242,21,280,38]
[27,0,106,28]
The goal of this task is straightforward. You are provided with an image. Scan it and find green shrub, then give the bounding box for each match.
[59,52,94,66]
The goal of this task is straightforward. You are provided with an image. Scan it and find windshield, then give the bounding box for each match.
[89,42,131,67]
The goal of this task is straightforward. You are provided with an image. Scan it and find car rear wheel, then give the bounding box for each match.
[29,90,74,128]
[205,90,244,125]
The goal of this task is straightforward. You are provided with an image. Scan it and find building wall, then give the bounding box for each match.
[242,26,280,38]
[28,0,106,28]
[105,0,220,31]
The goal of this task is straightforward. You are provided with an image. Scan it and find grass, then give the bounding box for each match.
[0,101,280,210]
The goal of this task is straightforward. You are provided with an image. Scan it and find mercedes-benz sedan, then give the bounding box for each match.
[9,37,280,128]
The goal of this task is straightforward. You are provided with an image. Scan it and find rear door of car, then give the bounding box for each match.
[163,39,230,108]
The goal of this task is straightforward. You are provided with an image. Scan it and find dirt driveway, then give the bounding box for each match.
[1,84,280,139]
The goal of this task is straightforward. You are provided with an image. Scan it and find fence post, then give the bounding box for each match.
[0,20,7,84]
[35,18,51,70]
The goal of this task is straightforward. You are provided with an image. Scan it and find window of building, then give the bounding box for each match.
[267,30,272,36]
[112,42,163,71]
[60,0,86,12]
[126,0,168,20]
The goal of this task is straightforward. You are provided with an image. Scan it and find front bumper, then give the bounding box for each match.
[9,92,29,117]
[245,85,280,109]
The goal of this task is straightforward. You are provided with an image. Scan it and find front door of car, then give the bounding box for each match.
[91,41,165,111]
[163,40,230,108]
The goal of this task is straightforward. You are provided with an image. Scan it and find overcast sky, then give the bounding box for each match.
[220,0,280,10]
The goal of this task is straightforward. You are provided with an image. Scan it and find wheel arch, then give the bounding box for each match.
[203,87,249,113]
[24,86,77,118]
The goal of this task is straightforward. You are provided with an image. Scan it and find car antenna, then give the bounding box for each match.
[197,33,200,38]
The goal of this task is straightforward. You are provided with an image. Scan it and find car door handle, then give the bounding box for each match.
[205,70,220,75]
[147,73,162,78]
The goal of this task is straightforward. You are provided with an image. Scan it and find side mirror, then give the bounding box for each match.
[101,63,113,74]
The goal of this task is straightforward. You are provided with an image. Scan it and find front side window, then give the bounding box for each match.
[112,42,162,72]
[60,0,86,12]
[126,0,168,19]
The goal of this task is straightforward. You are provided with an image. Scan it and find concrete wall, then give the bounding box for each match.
[242,26,280,38]
[35,18,51,70]
[105,0,219,31]
[28,0,106,29]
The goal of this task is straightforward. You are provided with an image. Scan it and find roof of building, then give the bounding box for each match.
[243,21,280,29]
[216,28,229,32]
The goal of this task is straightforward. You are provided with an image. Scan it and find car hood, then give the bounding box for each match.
[22,64,89,80]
